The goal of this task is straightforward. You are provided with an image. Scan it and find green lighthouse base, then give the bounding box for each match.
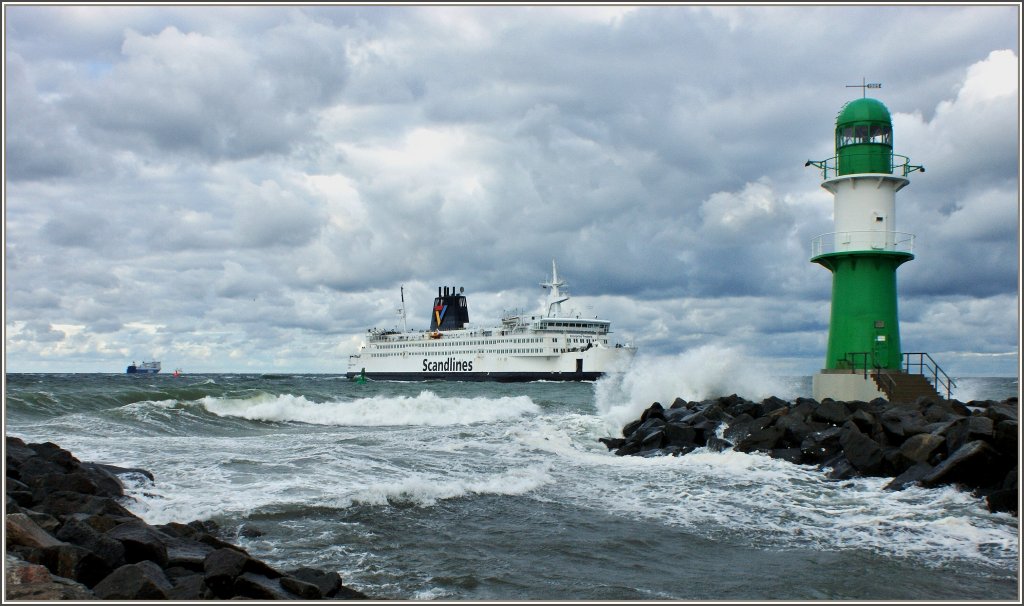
[812,370,887,402]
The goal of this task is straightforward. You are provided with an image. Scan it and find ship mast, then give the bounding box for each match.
[398,286,408,332]
[540,259,569,317]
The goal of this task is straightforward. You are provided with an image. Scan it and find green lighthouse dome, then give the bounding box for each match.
[837,97,892,124]
[835,97,893,175]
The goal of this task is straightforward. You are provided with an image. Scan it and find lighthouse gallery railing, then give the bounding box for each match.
[811,231,915,257]
[805,153,925,180]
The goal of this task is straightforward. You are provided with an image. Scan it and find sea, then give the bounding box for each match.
[4,361,1020,601]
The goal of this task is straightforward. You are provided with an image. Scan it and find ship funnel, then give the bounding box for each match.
[430,284,471,332]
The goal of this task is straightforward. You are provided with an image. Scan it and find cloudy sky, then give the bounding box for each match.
[3,3,1020,376]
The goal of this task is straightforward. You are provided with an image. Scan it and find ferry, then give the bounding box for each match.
[126,360,161,374]
[346,261,636,381]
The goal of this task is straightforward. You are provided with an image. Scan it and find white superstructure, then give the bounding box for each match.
[346,261,636,381]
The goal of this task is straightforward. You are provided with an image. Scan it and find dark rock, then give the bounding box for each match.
[621,419,643,438]
[89,462,155,484]
[8,490,34,508]
[5,512,63,549]
[669,397,687,409]
[639,428,666,451]
[106,519,170,567]
[769,448,803,464]
[789,398,817,420]
[6,436,38,468]
[984,403,1018,424]
[165,535,217,571]
[281,574,324,599]
[166,571,216,600]
[77,463,129,498]
[204,547,249,598]
[923,440,1002,489]
[92,560,173,600]
[897,433,946,466]
[722,397,760,418]
[884,462,935,491]
[880,407,928,438]
[992,420,1017,457]
[813,400,850,425]
[800,427,843,464]
[839,422,885,475]
[822,454,857,480]
[663,423,699,448]
[287,566,345,598]
[723,413,762,443]
[335,584,371,599]
[598,437,625,450]
[848,409,876,433]
[24,510,61,534]
[4,553,95,600]
[639,402,666,422]
[55,517,126,569]
[29,442,78,470]
[234,572,293,600]
[775,412,814,446]
[945,416,995,453]
[36,491,134,518]
[734,424,784,454]
[42,542,112,588]
[986,489,1018,516]
[760,396,788,415]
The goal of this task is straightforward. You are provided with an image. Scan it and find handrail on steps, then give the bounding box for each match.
[840,351,956,400]
[903,352,957,399]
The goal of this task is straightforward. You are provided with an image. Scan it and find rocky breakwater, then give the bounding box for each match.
[599,395,1018,516]
[5,436,370,600]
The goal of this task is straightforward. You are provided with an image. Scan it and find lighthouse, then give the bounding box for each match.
[806,89,932,402]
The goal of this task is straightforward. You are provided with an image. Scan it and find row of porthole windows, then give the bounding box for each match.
[371,348,545,358]
[379,337,547,349]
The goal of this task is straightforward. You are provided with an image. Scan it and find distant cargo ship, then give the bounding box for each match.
[126,361,161,374]
[346,260,636,381]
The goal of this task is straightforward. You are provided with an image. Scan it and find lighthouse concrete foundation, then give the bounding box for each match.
[812,370,887,402]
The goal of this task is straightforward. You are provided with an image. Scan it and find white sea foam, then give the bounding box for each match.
[199,391,540,426]
[540,439,1019,569]
[349,464,555,507]
[594,345,788,429]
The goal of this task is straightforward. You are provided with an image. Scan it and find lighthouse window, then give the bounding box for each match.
[838,127,852,147]
[869,125,891,145]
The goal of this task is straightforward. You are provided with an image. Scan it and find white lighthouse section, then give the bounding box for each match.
[814,174,914,256]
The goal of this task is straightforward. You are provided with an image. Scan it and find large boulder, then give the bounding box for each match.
[92,561,173,600]
[897,433,946,466]
[839,422,885,475]
[734,424,785,454]
[4,553,95,600]
[922,440,1003,489]
[56,517,126,570]
[6,513,63,550]
[106,520,170,567]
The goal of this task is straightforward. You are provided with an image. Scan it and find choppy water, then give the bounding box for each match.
[4,360,1019,600]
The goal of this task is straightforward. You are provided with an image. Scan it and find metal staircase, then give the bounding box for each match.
[873,371,941,403]
[844,352,956,403]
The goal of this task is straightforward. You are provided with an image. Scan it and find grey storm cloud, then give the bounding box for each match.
[3,3,1019,377]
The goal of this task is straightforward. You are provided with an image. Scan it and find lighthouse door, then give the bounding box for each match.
[872,321,889,370]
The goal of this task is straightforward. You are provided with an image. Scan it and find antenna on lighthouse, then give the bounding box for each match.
[846,77,882,98]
